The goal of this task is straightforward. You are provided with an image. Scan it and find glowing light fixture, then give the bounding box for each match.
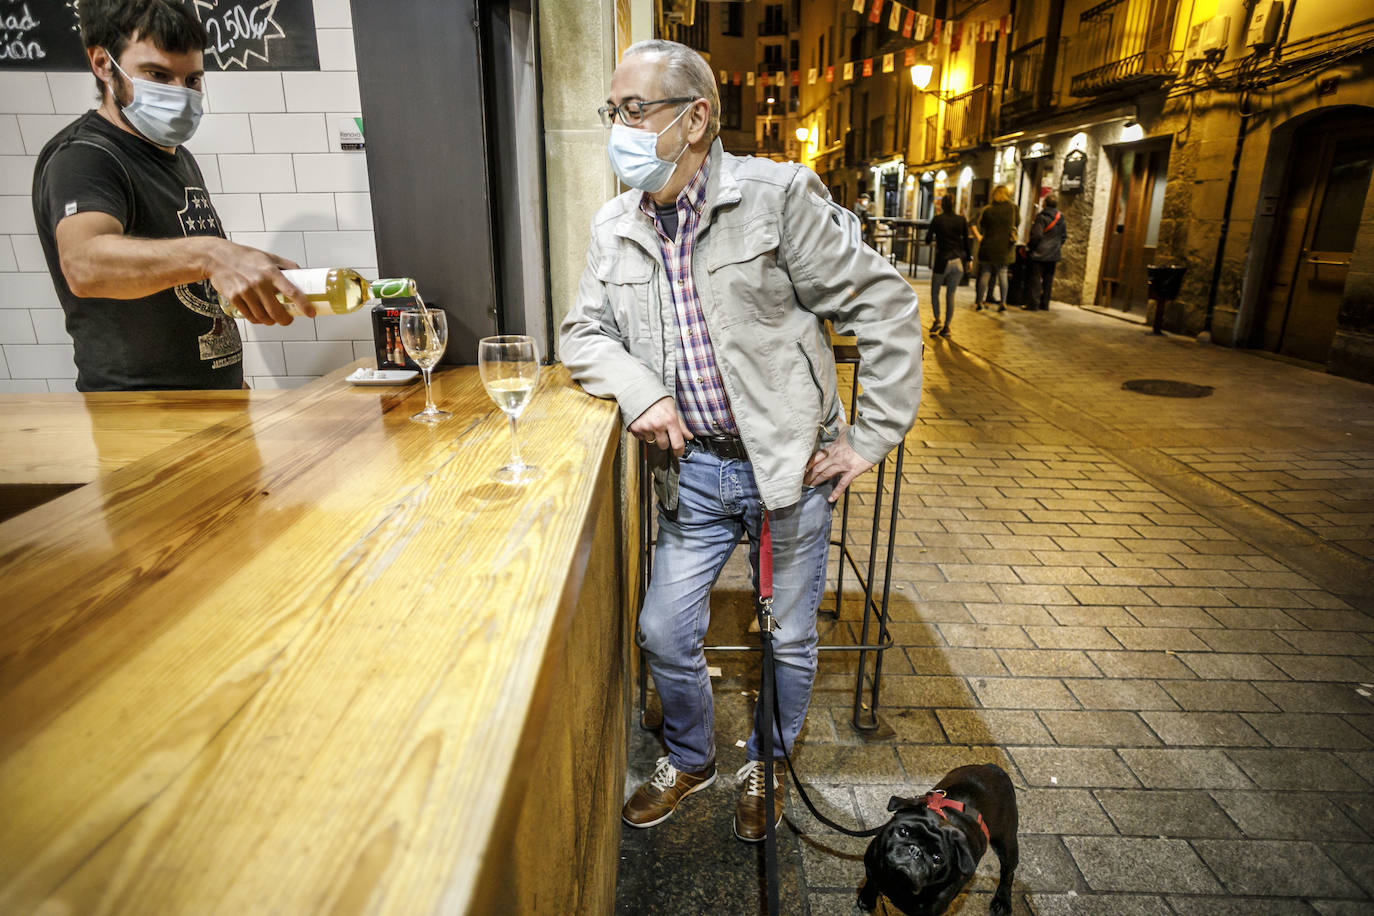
[935,169,947,181]
[795,126,810,142]
[766,96,775,105]
[1121,123,1144,142]
[910,64,933,89]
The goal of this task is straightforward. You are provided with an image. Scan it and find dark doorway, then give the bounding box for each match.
[1098,140,1170,316]
[1254,111,1374,363]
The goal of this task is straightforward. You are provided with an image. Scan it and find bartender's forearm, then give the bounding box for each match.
[59,231,229,300]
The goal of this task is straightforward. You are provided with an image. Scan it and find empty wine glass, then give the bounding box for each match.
[478,335,540,483]
[400,309,450,424]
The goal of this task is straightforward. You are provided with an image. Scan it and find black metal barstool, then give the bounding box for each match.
[634,335,903,736]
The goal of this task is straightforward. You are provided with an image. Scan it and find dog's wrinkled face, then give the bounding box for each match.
[871,798,977,901]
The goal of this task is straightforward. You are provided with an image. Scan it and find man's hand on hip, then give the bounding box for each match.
[804,432,874,503]
[628,397,693,457]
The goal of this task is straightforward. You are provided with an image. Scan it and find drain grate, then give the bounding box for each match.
[1122,379,1215,398]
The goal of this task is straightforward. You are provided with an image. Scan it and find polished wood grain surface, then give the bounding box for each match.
[0,360,622,914]
[0,389,281,486]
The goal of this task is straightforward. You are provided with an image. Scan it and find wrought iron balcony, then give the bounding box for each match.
[1003,38,1046,112]
[943,85,991,153]
[1067,0,1178,97]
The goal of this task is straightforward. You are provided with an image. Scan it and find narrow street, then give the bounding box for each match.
[617,283,1374,915]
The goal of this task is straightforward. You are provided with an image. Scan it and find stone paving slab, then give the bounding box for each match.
[618,299,1374,914]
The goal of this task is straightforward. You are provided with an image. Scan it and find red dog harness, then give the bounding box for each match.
[923,790,990,844]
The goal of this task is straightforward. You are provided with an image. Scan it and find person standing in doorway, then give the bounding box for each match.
[924,195,971,338]
[974,185,1017,312]
[1027,195,1067,310]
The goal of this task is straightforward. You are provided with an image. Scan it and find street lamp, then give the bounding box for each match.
[910,64,933,89]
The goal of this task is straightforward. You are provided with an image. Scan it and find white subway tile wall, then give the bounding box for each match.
[0,116,25,154]
[1,19,378,391]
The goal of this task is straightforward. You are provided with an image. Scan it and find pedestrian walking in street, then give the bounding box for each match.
[854,192,875,247]
[974,185,1017,312]
[1027,195,1067,310]
[924,196,971,338]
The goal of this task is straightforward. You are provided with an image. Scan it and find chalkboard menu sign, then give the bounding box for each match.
[1060,149,1088,193]
[1,1,320,71]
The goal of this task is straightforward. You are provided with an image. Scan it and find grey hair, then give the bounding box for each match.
[622,39,720,140]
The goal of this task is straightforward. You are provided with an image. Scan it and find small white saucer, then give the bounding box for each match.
[347,368,419,385]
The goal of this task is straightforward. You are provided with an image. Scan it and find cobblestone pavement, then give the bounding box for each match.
[616,282,1374,916]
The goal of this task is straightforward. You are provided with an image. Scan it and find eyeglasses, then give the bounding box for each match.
[597,97,695,128]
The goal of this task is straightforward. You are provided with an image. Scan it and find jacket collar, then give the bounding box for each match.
[701,139,742,221]
[612,138,740,255]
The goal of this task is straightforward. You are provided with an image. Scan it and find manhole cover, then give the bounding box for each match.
[1122,379,1215,398]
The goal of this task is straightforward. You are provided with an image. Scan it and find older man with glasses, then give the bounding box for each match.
[560,39,922,843]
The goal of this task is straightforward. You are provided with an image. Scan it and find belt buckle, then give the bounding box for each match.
[705,435,744,460]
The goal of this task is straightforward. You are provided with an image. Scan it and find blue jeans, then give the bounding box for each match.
[931,262,962,325]
[976,261,1006,304]
[639,445,834,771]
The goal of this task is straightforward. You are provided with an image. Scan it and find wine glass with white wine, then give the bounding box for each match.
[399,308,450,424]
[478,335,540,483]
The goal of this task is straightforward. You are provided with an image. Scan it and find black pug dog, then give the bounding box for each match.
[858,764,1018,916]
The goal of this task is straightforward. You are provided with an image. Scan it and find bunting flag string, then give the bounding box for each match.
[709,3,1015,90]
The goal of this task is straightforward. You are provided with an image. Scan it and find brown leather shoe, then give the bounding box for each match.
[622,756,716,828]
[733,760,785,842]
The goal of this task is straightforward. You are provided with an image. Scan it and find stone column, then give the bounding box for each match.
[541,0,652,344]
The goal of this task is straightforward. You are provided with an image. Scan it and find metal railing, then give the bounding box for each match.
[1003,37,1046,111]
[943,85,990,152]
[1067,0,1178,97]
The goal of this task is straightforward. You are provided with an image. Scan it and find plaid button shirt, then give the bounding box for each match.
[639,158,739,437]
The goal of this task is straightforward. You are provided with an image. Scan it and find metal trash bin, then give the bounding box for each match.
[1146,265,1188,335]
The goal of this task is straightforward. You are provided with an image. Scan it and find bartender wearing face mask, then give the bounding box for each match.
[560,40,921,846]
[32,0,313,392]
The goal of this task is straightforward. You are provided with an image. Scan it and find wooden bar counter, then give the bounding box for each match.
[0,389,282,520]
[0,362,628,914]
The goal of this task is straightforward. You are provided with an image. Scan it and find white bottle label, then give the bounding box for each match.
[281,268,332,296]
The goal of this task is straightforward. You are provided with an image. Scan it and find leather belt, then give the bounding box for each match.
[691,435,749,460]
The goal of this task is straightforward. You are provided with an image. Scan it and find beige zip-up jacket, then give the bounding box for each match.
[559,140,922,511]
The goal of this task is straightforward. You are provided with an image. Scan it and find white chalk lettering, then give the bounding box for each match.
[200,1,281,68]
[0,38,45,61]
[1,5,40,32]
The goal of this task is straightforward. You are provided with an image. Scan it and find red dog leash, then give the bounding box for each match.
[758,510,781,916]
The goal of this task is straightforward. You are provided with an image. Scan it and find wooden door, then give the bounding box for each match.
[1099,143,1169,315]
[1256,115,1374,363]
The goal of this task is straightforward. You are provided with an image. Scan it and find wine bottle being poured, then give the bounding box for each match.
[219,268,417,319]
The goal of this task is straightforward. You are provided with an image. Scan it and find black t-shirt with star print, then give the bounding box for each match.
[33,111,243,391]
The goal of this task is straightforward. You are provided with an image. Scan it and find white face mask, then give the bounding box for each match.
[607,103,693,193]
[106,51,204,148]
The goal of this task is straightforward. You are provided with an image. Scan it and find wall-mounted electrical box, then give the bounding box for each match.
[1185,16,1231,62]
[1202,16,1231,55]
[1247,1,1283,50]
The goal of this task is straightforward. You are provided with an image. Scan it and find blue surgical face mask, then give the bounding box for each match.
[607,103,693,193]
[106,51,204,148]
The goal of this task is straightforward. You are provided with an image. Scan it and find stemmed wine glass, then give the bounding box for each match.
[478,335,540,483]
[399,309,450,424]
